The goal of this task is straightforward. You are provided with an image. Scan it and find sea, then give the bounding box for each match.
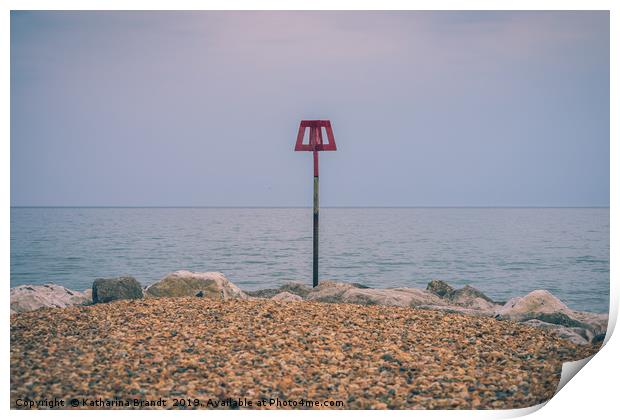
[10,207,610,313]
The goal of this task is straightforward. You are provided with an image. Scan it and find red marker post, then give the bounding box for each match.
[294,120,337,288]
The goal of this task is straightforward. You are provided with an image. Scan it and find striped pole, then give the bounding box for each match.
[313,147,319,288]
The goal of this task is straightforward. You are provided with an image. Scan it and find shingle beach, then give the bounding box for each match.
[10,297,599,409]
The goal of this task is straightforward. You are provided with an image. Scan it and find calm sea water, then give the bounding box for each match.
[10,207,609,313]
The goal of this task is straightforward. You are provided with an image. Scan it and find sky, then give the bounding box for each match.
[10,11,609,207]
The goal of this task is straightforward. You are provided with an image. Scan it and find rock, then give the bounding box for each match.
[427,280,454,298]
[341,287,445,308]
[448,285,498,311]
[569,311,609,337]
[303,281,447,308]
[246,282,311,299]
[305,280,358,303]
[271,292,303,302]
[92,277,144,304]
[427,280,497,311]
[494,289,607,344]
[245,279,608,345]
[497,290,570,319]
[145,271,247,300]
[415,304,498,317]
[521,320,591,346]
[495,290,581,325]
[10,284,91,314]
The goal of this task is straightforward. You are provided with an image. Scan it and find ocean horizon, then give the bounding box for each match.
[10,206,609,313]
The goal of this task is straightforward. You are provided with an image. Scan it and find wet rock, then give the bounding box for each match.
[92,276,144,304]
[271,292,303,302]
[145,271,247,300]
[10,284,91,314]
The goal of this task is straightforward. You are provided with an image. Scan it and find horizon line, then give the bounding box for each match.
[10,205,611,209]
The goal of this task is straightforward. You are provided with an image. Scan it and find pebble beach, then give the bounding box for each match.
[10,297,599,410]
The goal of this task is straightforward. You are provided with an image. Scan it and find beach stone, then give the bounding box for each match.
[521,320,591,345]
[494,289,607,343]
[246,282,311,299]
[10,296,601,410]
[415,304,497,317]
[568,311,609,337]
[271,291,303,302]
[448,285,498,311]
[342,287,444,307]
[305,280,359,303]
[92,276,144,304]
[426,280,497,311]
[426,280,454,298]
[146,271,247,300]
[497,290,570,319]
[10,284,92,314]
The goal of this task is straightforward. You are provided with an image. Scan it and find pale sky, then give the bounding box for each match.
[11,11,609,207]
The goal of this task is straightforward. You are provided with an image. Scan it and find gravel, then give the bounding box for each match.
[10,297,599,409]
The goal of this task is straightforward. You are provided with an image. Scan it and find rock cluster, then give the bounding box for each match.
[9,274,607,346]
[253,280,607,345]
[10,297,599,410]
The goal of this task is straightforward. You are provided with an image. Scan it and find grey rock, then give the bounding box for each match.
[494,289,608,344]
[305,281,359,303]
[496,290,570,320]
[92,276,144,304]
[145,270,247,300]
[342,287,445,308]
[427,280,498,311]
[10,284,91,314]
[449,285,497,310]
[521,319,591,346]
[246,282,311,299]
[426,279,455,298]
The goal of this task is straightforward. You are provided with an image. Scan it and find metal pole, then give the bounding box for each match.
[313,144,319,288]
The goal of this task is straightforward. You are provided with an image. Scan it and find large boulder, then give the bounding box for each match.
[494,289,607,343]
[496,290,570,320]
[11,284,91,314]
[146,271,247,300]
[92,276,144,303]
